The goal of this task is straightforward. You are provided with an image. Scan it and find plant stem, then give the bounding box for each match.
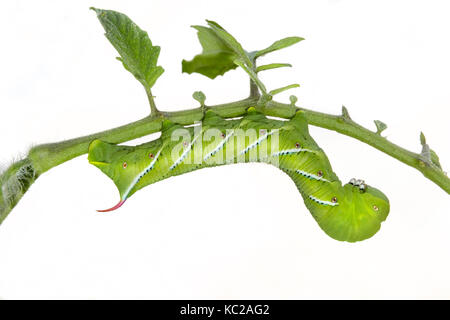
[26,97,449,193]
[28,98,256,174]
[1,97,448,224]
[249,78,260,98]
[248,56,260,98]
[146,88,159,115]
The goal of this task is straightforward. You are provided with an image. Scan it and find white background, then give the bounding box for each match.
[0,0,449,299]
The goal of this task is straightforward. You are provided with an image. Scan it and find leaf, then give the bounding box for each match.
[256,63,292,73]
[234,59,267,94]
[374,120,388,134]
[269,84,300,96]
[206,20,253,68]
[254,36,304,59]
[182,26,238,79]
[91,7,164,91]
[182,53,238,79]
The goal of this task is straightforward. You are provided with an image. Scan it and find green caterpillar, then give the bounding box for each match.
[88,108,389,242]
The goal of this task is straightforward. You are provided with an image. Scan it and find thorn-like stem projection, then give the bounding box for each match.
[418,132,435,167]
[1,97,449,224]
[341,105,351,121]
[374,120,387,135]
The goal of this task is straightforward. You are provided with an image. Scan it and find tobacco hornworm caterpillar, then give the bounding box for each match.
[88,108,389,242]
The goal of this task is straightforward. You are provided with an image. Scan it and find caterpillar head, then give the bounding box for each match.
[315,180,390,242]
[351,183,390,223]
[347,178,390,222]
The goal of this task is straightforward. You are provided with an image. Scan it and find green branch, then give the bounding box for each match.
[1,96,447,225]
[32,99,450,194]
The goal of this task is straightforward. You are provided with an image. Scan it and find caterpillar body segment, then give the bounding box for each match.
[88,109,389,242]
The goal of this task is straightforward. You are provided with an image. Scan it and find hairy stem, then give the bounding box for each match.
[1,97,448,223]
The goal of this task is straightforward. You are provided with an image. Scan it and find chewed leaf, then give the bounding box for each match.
[182,53,237,79]
[182,53,238,79]
[182,21,253,79]
[205,20,253,68]
[91,7,164,90]
[182,25,238,79]
[254,36,304,59]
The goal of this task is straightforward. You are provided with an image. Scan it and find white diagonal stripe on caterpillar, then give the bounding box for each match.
[123,147,163,199]
[239,129,279,155]
[169,133,202,171]
[203,130,235,162]
[308,195,339,206]
[271,147,316,156]
[295,169,330,182]
[279,167,330,182]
